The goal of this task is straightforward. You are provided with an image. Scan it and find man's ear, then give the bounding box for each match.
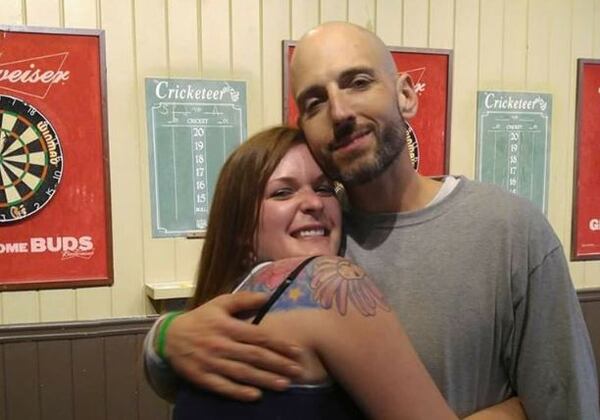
[396,73,418,119]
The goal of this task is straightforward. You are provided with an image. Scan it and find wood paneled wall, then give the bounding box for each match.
[0,317,169,420]
[0,0,599,324]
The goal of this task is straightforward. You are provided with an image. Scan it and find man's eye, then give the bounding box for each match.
[351,76,371,89]
[304,98,323,114]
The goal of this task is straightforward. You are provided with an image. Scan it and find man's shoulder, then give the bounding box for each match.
[455,177,546,219]
[456,177,527,202]
[458,178,561,254]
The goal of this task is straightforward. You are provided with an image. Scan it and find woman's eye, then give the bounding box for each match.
[316,184,336,196]
[270,188,293,199]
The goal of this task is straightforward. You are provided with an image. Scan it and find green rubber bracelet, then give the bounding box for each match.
[157,311,182,361]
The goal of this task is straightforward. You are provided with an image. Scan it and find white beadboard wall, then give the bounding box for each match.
[0,0,599,324]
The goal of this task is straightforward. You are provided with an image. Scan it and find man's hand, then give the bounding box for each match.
[163,292,304,401]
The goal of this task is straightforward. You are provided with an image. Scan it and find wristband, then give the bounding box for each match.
[157,311,182,361]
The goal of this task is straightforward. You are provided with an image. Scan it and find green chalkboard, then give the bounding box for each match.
[476,91,552,214]
[145,78,247,237]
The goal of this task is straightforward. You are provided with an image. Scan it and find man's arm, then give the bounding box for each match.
[511,244,599,418]
[142,291,305,401]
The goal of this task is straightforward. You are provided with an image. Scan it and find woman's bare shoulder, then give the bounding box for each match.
[240,255,390,318]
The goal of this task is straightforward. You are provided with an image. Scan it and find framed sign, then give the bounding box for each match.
[282,41,452,176]
[145,78,247,238]
[571,59,600,260]
[0,26,112,290]
[476,91,552,214]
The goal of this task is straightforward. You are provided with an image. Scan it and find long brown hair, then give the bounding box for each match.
[188,126,304,308]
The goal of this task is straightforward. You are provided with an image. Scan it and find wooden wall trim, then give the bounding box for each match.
[0,316,158,344]
[577,288,600,303]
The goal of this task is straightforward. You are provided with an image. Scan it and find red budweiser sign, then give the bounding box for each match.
[0,52,70,99]
[0,26,112,290]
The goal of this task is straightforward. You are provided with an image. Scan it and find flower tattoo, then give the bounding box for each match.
[311,258,390,316]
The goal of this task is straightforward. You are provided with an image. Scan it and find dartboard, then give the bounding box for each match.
[0,95,63,223]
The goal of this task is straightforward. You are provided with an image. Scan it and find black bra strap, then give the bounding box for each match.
[252,256,319,325]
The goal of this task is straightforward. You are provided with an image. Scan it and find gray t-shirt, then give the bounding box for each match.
[343,177,599,419]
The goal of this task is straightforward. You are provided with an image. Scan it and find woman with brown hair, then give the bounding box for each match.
[163,125,454,419]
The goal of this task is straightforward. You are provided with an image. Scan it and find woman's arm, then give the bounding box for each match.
[243,256,527,420]
[243,256,457,419]
[307,257,457,419]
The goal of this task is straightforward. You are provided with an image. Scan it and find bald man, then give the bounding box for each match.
[144,22,599,418]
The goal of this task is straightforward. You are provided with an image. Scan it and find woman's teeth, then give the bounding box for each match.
[297,228,325,237]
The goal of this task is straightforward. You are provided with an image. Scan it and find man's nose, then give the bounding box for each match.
[328,89,354,123]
